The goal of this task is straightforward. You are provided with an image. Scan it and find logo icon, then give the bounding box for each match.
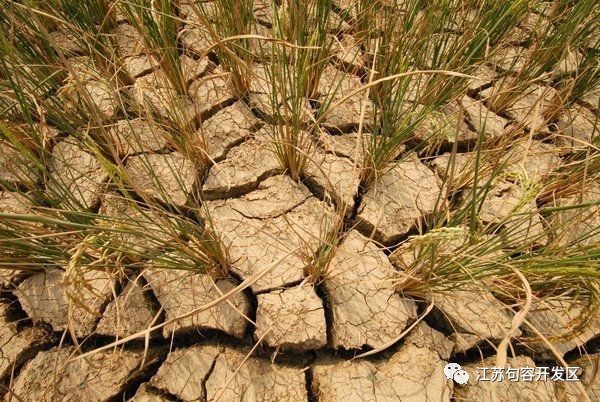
[444,362,470,385]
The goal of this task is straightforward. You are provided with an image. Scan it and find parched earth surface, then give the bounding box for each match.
[1,2,600,402]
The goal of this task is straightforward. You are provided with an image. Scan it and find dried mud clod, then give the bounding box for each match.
[206,176,335,292]
[202,134,282,199]
[255,283,327,351]
[553,104,598,150]
[548,183,600,247]
[460,95,508,138]
[0,303,53,381]
[96,280,159,339]
[124,152,197,207]
[96,192,175,261]
[15,268,116,338]
[429,288,519,351]
[144,264,250,339]
[317,66,374,132]
[47,139,109,210]
[148,344,307,401]
[0,140,40,187]
[312,343,452,401]
[525,297,600,359]
[357,154,441,245]
[105,119,170,157]
[555,353,600,401]
[7,346,154,401]
[199,101,260,162]
[304,149,360,213]
[323,230,416,350]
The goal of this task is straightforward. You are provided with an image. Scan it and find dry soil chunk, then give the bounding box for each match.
[483,84,558,131]
[332,34,365,72]
[390,228,468,271]
[62,78,119,119]
[253,0,273,25]
[357,154,441,244]
[0,269,22,288]
[106,119,169,156]
[318,66,374,132]
[48,139,108,210]
[433,287,518,344]
[9,346,144,401]
[255,284,327,350]
[448,332,485,354]
[202,134,281,199]
[180,1,218,24]
[431,139,560,189]
[96,280,158,338]
[112,24,146,57]
[246,65,313,123]
[48,29,83,55]
[413,102,476,146]
[488,46,528,73]
[430,151,493,190]
[581,85,599,111]
[454,356,555,402]
[460,96,507,138]
[526,298,600,358]
[125,152,196,206]
[180,23,213,57]
[150,344,221,401]
[323,230,416,350]
[15,268,116,337]
[305,149,360,212]
[0,191,36,219]
[206,184,334,291]
[554,105,597,149]
[549,184,600,247]
[467,64,496,92]
[131,71,197,121]
[189,67,235,116]
[217,175,311,219]
[405,321,455,360]
[200,101,259,161]
[317,131,376,163]
[0,304,50,379]
[97,193,173,260]
[124,54,155,77]
[507,139,561,183]
[473,180,546,246]
[205,347,307,401]
[312,343,452,401]
[111,24,154,77]
[181,55,211,84]
[144,266,250,338]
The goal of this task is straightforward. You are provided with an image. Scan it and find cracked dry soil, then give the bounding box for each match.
[1,3,600,402]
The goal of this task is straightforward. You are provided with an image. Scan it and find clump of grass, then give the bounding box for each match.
[47,0,135,88]
[487,0,599,115]
[0,0,228,282]
[188,0,255,98]
[121,0,187,95]
[260,0,342,180]
[304,209,344,284]
[349,0,530,189]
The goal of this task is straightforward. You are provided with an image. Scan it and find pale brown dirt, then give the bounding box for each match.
[1,4,598,402]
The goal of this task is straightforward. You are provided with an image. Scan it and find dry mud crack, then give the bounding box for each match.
[1,2,599,401]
